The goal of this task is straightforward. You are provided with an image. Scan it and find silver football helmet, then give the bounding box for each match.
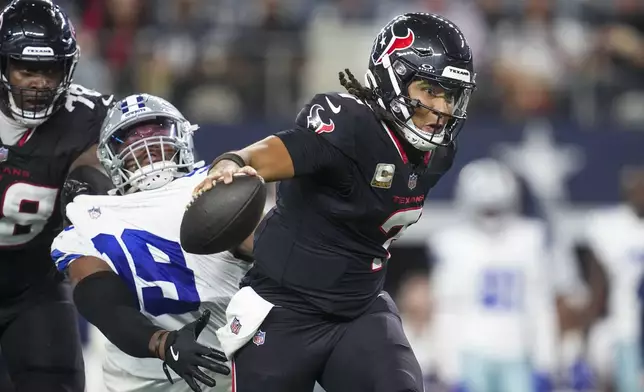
[97,93,198,194]
[455,158,520,214]
[455,158,520,231]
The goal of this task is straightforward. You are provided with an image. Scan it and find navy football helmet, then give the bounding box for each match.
[367,13,476,151]
[0,0,79,126]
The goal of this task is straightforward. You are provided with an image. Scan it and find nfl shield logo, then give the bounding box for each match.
[230,317,242,335]
[0,147,8,163]
[252,330,266,346]
[408,173,418,190]
[87,206,101,219]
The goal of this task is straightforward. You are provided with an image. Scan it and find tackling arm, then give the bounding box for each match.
[67,257,169,359]
[61,164,114,227]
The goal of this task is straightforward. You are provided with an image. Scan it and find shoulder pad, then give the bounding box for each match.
[64,84,114,115]
[53,85,113,156]
[295,92,370,135]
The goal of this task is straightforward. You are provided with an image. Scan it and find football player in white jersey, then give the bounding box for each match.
[50,94,253,392]
[582,166,644,392]
[428,158,558,392]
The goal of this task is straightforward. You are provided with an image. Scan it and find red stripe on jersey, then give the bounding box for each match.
[381,122,408,164]
[423,150,432,165]
[17,128,33,147]
[231,359,236,392]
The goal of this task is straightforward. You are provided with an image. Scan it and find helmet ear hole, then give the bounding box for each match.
[393,60,407,76]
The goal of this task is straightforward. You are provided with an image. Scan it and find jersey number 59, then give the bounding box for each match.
[0,183,58,247]
[93,229,200,316]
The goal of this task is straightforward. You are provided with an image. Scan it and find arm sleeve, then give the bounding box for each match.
[52,219,162,359]
[275,93,357,176]
[74,270,161,359]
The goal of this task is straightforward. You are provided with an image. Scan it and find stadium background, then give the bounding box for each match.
[3,0,644,391]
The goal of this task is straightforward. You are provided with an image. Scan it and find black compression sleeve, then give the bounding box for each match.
[73,270,162,358]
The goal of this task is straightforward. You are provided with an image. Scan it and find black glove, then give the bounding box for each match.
[60,178,92,227]
[61,166,113,226]
[62,178,92,199]
[162,310,230,392]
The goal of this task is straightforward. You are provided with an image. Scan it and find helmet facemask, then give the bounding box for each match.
[0,53,78,126]
[372,57,474,151]
[366,12,476,152]
[101,117,195,194]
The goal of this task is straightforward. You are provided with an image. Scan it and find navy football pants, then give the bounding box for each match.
[0,275,84,392]
[232,292,424,392]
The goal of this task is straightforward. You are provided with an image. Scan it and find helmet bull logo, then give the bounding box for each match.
[373,28,415,65]
[307,104,335,134]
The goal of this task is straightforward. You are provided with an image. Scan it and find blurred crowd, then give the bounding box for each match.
[1,0,640,391]
[7,0,643,128]
[45,1,643,391]
[392,157,644,392]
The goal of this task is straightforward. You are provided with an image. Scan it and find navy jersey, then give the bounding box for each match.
[0,84,112,298]
[247,93,456,318]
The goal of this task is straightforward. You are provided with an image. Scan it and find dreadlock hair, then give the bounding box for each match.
[338,68,397,124]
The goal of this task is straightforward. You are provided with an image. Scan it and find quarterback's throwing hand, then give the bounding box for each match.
[193,160,259,196]
[161,310,230,392]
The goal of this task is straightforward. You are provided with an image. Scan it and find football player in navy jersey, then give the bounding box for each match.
[195,13,476,392]
[0,1,113,390]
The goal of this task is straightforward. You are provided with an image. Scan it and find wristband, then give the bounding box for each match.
[153,330,168,358]
[209,152,246,172]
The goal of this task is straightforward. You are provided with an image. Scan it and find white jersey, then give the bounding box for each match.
[51,167,251,385]
[584,205,644,342]
[428,217,557,378]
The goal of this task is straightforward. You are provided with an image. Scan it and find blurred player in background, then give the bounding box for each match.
[0,0,114,390]
[51,94,252,392]
[581,166,644,392]
[194,12,475,392]
[428,159,558,392]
